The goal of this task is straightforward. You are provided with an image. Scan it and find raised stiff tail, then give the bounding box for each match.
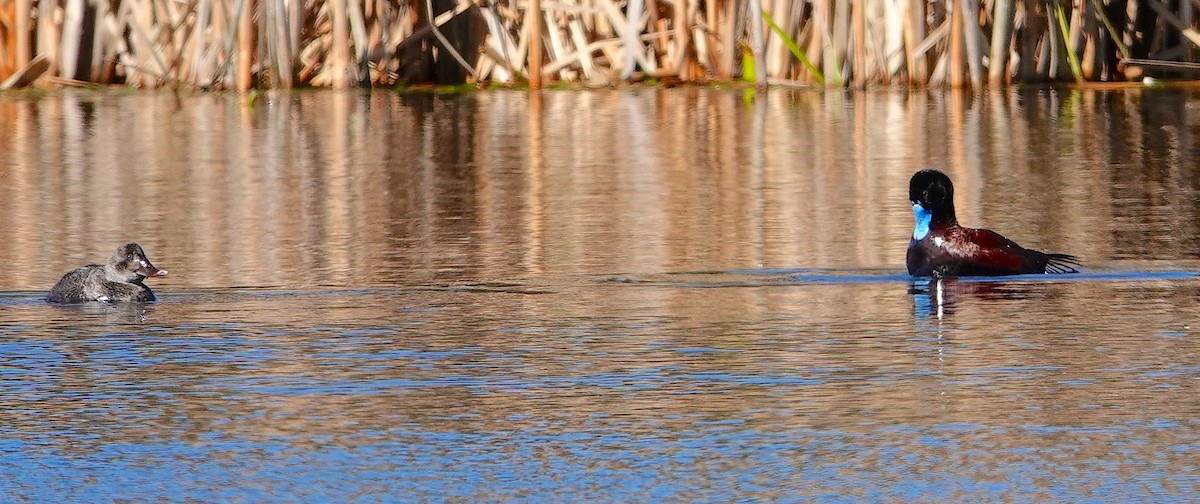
[1044,253,1081,274]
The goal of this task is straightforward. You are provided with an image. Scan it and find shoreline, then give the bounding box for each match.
[4,1,1200,91]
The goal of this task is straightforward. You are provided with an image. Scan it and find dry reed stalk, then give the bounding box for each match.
[904,0,926,84]
[1080,1,1101,80]
[806,0,827,82]
[13,0,33,69]
[126,0,171,85]
[1,9,8,75]
[37,0,60,79]
[871,0,893,83]
[149,0,175,81]
[882,0,904,79]
[851,0,864,86]
[348,0,369,81]
[96,0,126,82]
[0,53,48,87]
[236,0,255,89]
[868,0,888,84]
[645,0,662,55]
[748,0,765,86]
[290,0,302,59]
[365,0,382,80]
[763,0,787,77]
[868,0,885,83]
[392,0,472,54]
[478,6,519,81]
[602,0,650,79]
[543,9,570,80]
[1015,0,1037,81]
[60,0,84,79]
[1068,0,1084,59]
[527,0,544,85]
[947,0,964,87]
[209,0,227,87]
[960,0,983,87]
[260,0,278,86]
[5,0,1200,88]
[566,2,598,81]
[184,0,209,83]
[512,10,533,80]
[670,0,691,77]
[267,0,296,88]
[718,0,737,78]
[162,0,188,79]
[691,0,711,75]
[1089,0,1127,59]
[989,0,1014,84]
[1146,0,1200,50]
[329,0,349,87]
[15,0,29,68]
[1,2,11,75]
[831,0,848,82]
[1042,2,1061,80]
[789,0,808,79]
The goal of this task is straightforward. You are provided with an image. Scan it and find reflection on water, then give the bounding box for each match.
[5,87,1200,291]
[1,88,1199,500]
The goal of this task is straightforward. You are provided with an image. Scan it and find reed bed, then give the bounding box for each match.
[2,0,1200,89]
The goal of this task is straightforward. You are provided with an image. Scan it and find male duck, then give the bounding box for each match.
[907,169,1079,277]
[47,243,168,303]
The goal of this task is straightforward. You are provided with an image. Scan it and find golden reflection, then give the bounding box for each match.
[525,90,545,275]
[0,88,1198,293]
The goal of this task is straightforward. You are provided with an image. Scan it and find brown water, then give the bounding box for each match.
[0,87,1198,501]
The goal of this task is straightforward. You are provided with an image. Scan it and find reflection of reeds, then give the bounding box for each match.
[1,87,1199,290]
[2,1,1200,88]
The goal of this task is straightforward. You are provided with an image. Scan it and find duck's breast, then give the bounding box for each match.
[103,281,155,302]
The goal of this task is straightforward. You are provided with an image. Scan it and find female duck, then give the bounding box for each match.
[907,169,1079,277]
[47,243,168,303]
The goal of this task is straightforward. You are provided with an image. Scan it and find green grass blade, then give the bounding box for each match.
[742,45,756,83]
[1088,0,1130,59]
[1055,1,1083,82]
[762,10,825,85]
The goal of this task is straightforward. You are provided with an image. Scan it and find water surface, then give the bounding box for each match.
[0,87,1198,501]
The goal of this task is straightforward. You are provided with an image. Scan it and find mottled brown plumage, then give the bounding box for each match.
[47,243,168,303]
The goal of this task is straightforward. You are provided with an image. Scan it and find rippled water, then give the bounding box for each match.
[1,87,1199,501]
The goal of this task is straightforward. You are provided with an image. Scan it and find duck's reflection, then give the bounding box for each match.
[910,277,1041,319]
[75,302,153,325]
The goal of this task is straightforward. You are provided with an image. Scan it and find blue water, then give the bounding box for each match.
[2,267,1200,502]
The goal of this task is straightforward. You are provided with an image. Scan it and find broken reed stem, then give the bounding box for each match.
[2,0,1200,89]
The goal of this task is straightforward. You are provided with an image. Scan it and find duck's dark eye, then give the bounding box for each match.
[924,185,945,205]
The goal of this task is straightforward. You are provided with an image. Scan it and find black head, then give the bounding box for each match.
[909,169,957,224]
[106,243,168,282]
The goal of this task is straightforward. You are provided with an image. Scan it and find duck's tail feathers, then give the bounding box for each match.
[1044,253,1081,274]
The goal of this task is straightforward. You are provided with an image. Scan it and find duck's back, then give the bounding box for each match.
[46,265,105,303]
[908,226,1078,276]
